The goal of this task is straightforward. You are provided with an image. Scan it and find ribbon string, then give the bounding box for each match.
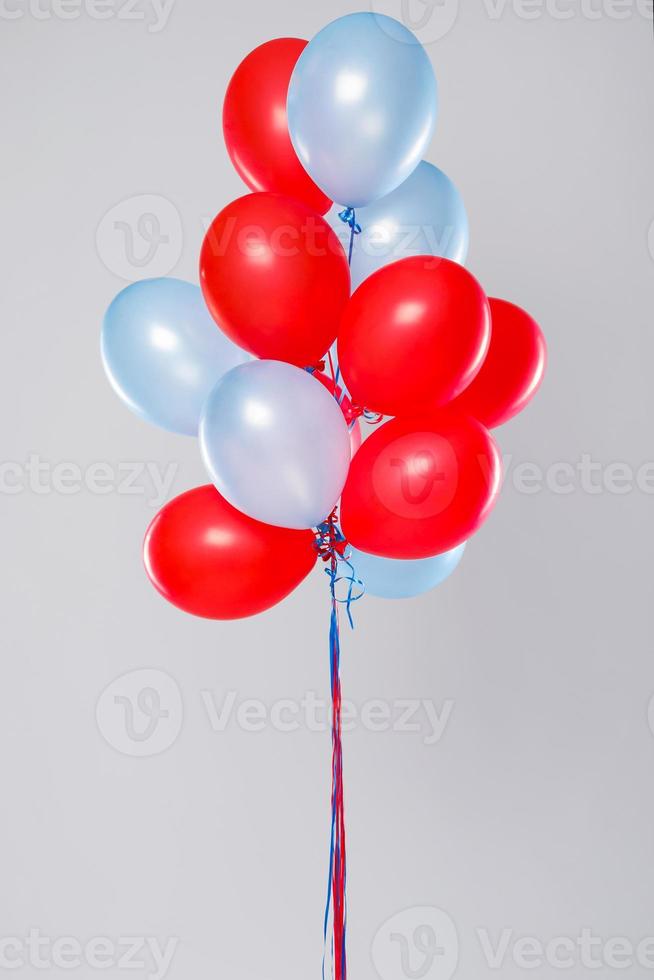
[315,513,363,980]
[318,206,366,980]
[338,207,361,266]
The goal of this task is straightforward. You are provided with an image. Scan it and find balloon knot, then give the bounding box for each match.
[347,403,384,426]
[343,403,363,425]
[314,510,364,627]
[338,207,361,235]
[315,509,348,562]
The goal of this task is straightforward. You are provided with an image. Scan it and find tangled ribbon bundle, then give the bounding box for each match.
[316,513,352,980]
[101,12,546,978]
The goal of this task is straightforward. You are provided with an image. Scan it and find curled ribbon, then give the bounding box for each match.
[338,207,361,265]
[314,512,363,980]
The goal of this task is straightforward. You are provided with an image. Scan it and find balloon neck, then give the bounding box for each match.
[338,207,361,266]
[315,510,348,565]
[337,207,361,235]
[344,402,384,427]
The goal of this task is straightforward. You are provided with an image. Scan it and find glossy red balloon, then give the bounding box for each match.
[200,192,350,367]
[337,256,491,417]
[223,39,331,216]
[450,298,547,427]
[341,412,502,559]
[314,370,362,458]
[314,371,355,420]
[144,485,316,619]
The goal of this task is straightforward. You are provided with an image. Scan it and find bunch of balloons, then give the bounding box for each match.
[102,14,546,980]
[102,11,546,619]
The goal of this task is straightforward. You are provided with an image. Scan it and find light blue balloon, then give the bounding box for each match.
[101,278,249,436]
[349,543,466,599]
[328,161,469,291]
[200,360,351,530]
[287,13,438,208]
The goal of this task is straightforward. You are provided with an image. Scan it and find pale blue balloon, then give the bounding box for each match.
[349,543,466,599]
[287,12,438,208]
[328,161,469,291]
[102,278,249,436]
[200,360,351,530]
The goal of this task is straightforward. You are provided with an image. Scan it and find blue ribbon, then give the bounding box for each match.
[314,519,364,630]
[338,207,361,235]
[316,514,359,980]
[318,206,364,980]
[338,207,361,266]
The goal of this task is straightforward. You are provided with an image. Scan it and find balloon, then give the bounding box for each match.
[350,542,465,599]
[144,485,316,619]
[349,421,362,458]
[328,162,468,291]
[338,256,490,418]
[200,360,351,530]
[340,411,502,559]
[287,12,437,208]
[450,298,547,428]
[200,192,350,367]
[223,38,331,215]
[101,278,249,435]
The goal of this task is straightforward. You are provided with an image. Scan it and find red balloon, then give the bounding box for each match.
[340,411,502,559]
[450,298,547,427]
[337,256,491,417]
[223,39,331,216]
[144,485,316,619]
[314,370,356,421]
[314,370,362,458]
[200,192,350,367]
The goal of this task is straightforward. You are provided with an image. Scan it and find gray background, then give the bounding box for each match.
[2,1,654,977]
